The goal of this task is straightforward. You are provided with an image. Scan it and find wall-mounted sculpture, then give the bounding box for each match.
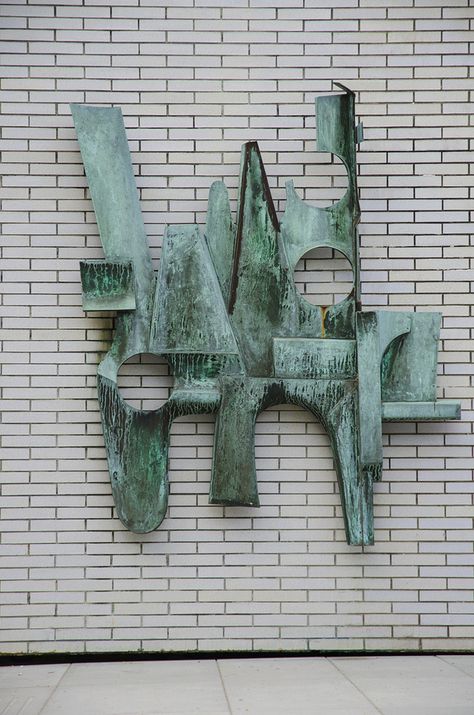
[72,84,460,546]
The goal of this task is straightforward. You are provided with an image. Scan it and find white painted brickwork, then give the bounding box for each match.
[0,0,473,655]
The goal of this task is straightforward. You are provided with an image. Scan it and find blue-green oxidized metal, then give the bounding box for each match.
[71,86,460,545]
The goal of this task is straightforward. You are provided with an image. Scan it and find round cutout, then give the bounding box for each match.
[293,246,353,307]
[292,152,348,207]
[117,353,173,411]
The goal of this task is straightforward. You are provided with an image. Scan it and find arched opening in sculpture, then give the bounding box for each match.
[117,353,172,411]
[288,151,348,208]
[293,246,354,308]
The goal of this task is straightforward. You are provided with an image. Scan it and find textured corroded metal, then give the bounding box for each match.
[80,260,135,311]
[72,86,460,545]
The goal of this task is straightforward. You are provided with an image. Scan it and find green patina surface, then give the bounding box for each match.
[72,86,460,546]
[80,260,135,311]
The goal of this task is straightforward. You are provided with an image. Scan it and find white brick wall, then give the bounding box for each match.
[1,0,473,654]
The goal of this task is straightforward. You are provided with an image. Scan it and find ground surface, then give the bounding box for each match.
[2,654,474,714]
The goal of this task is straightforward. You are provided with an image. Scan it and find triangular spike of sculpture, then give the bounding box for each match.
[72,86,460,546]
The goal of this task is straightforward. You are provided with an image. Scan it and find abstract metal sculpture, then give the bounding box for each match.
[72,85,460,546]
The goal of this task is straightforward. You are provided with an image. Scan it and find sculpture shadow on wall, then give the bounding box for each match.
[72,83,460,546]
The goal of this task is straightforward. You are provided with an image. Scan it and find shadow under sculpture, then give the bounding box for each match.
[72,85,460,546]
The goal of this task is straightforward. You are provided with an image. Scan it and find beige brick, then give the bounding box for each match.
[0,0,472,656]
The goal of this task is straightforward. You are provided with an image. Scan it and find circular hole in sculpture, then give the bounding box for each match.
[290,152,348,208]
[293,246,354,307]
[117,353,173,411]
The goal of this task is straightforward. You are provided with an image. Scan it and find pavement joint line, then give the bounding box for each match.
[37,663,71,715]
[216,658,234,715]
[436,654,474,680]
[326,656,385,715]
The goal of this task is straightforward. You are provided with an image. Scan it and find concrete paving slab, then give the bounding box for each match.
[2,655,474,714]
[0,686,54,715]
[330,655,474,715]
[439,655,474,679]
[39,659,230,715]
[0,665,69,715]
[218,656,381,714]
[0,663,68,689]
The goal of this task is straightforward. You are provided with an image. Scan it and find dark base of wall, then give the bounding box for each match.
[0,649,473,667]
